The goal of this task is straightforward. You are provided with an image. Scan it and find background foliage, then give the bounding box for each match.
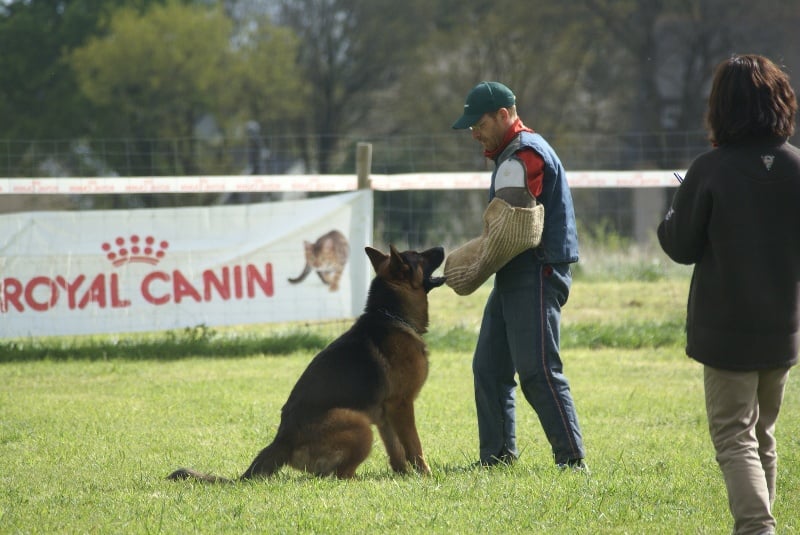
[2,0,798,177]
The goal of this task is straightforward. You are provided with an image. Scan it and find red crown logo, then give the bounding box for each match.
[102,235,169,267]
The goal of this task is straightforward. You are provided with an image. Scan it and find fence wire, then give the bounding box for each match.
[1,130,710,178]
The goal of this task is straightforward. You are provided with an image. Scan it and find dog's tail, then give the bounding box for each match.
[166,468,235,484]
[239,440,291,480]
[166,439,291,484]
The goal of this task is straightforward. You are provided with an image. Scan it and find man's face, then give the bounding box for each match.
[470,110,506,152]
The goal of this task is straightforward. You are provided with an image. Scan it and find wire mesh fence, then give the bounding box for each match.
[0,131,698,274]
[1,130,710,178]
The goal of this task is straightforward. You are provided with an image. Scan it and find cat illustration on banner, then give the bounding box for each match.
[288,230,350,292]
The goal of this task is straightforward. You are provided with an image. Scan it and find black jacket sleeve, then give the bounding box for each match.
[657,166,711,265]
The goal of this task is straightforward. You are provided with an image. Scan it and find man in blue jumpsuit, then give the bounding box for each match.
[445,81,586,470]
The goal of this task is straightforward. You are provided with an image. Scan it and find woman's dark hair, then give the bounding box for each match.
[706,54,797,145]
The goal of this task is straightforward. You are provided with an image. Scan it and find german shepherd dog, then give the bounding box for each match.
[167,245,445,481]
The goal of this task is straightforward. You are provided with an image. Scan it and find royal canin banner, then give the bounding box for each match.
[0,191,373,338]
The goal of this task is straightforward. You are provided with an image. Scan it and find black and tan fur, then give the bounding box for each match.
[167,245,445,481]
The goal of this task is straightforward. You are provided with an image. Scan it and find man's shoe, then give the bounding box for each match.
[557,459,590,474]
[472,452,518,468]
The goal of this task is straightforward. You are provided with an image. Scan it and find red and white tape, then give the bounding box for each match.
[0,170,683,194]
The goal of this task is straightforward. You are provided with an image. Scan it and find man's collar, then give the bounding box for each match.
[484,118,533,160]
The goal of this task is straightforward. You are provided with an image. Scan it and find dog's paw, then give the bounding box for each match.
[412,458,432,476]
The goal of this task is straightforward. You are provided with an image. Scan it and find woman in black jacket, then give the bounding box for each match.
[658,54,800,535]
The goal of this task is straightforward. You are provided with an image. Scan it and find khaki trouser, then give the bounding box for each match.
[704,365,790,535]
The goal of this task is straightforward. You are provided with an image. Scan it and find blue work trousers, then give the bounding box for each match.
[473,261,585,465]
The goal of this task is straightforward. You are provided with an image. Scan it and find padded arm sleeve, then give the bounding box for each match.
[443,197,545,296]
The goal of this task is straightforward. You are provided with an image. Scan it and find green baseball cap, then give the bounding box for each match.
[452,81,516,129]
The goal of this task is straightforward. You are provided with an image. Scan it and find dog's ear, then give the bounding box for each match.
[365,246,388,272]
[388,244,412,279]
[388,244,403,264]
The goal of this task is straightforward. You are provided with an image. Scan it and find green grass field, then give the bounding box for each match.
[1,277,798,534]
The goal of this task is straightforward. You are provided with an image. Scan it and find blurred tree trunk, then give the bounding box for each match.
[581,0,795,168]
[276,0,430,173]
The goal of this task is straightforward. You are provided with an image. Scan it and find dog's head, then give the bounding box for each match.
[365,245,446,293]
[364,245,445,334]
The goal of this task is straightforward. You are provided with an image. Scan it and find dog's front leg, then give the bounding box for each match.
[377,419,409,473]
[388,402,431,475]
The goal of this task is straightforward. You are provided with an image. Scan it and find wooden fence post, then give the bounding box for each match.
[356,142,372,190]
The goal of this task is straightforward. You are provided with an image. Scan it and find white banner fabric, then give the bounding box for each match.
[0,191,373,338]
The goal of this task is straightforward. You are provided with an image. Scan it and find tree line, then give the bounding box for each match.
[1,0,798,179]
